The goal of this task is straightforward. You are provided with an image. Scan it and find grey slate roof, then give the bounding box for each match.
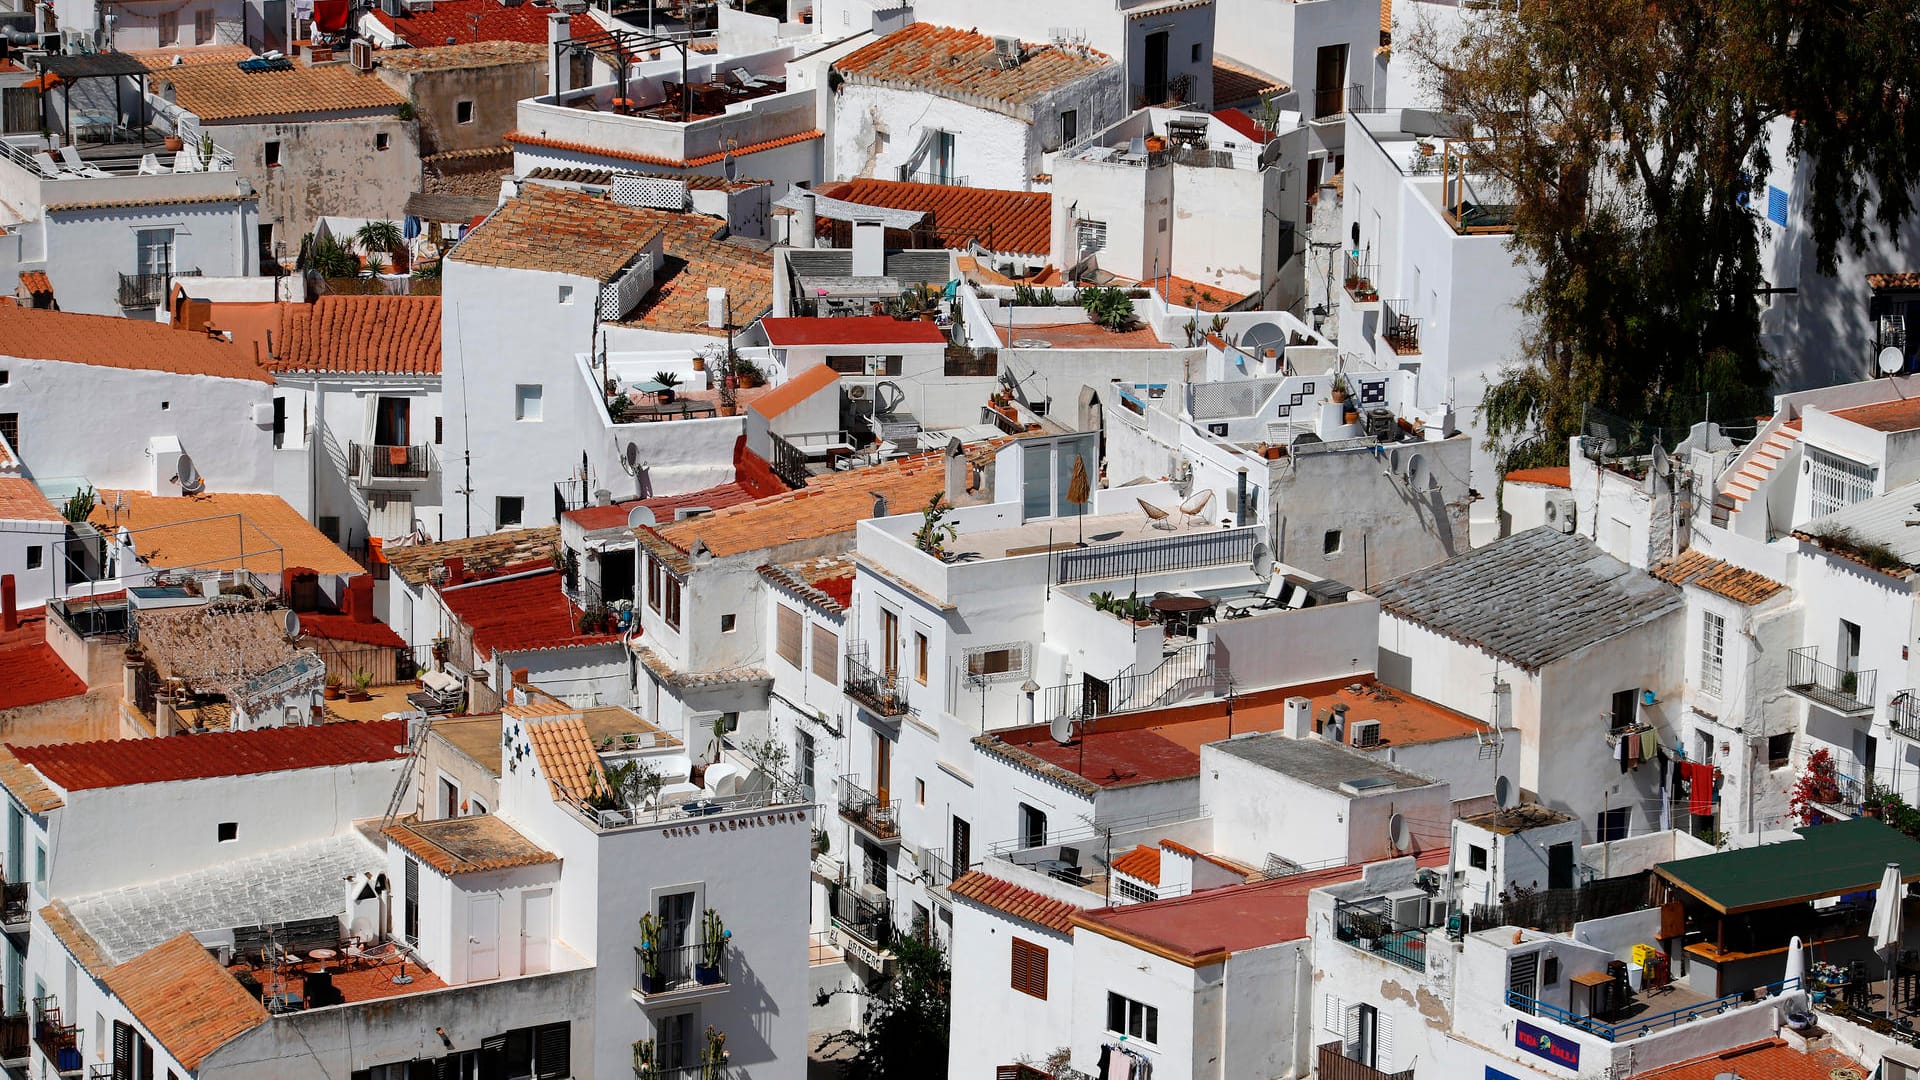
[1207,732,1436,793]
[1370,527,1682,672]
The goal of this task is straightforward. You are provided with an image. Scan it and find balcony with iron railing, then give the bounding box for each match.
[1333,898,1429,972]
[0,1010,27,1064]
[2,881,28,932]
[1786,646,1876,716]
[31,997,79,1074]
[1381,299,1421,355]
[837,775,899,844]
[830,887,892,955]
[647,1064,734,1080]
[117,267,201,309]
[1505,977,1798,1042]
[348,442,434,484]
[844,653,912,720]
[1318,1042,1414,1080]
[634,939,730,1002]
[1893,690,1920,740]
[1343,253,1377,303]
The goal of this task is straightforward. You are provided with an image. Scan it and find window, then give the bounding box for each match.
[1700,611,1726,698]
[662,574,682,631]
[136,228,175,278]
[469,796,488,816]
[1769,732,1794,769]
[0,370,7,383]
[1059,108,1078,146]
[160,400,170,411]
[272,396,287,449]
[777,605,803,668]
[811,624,838,682]
[25,547,41,570]
[1114,878,1156,905]
[1010,937,1049,999]
[34,842,45,888]
[1807,446,1875,518]
[1468,845,1487,870]
[0,413,14,453]
[1610,688,1639,731]
[374,132,390,152]
[265,140,281,168]
[863,840,888,889]
[720,613,736,633]
[965,645,1026,680]
[434,416,443,444]
[720,712,738,733]
[914,631,929,684]
[1018,803,1047,849]
[496,497,524,528]
[1323,529,1343,555]
[1191,41,1202,63]
[880,608,899,673]
[217,822,237,842]
[951,816,971,874]
[194,9,214,43]
[799,731,816,796]
[1077,219,1107,255]
[648,557,663,613]
[403,857,419,944]
[915,778,925,805]
[1542,955,1561,985]
[439,776,459,819]
[456,100,475,124]
[656,1012,696,1073]
[1597,806,1630,842]
[557,285,574,305]
[931,129,957,183]
[158,10,178,43]
[1106,992,1158,1043]
[318,515,340,541]
[515,384,543,421]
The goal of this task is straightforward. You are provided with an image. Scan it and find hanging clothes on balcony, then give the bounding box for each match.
[1686,762,1719,816]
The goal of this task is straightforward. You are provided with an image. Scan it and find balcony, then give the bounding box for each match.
[1786,646,1876,716]
[844,653,912,719]
[1318,1043,1413,1080]
[0,1011,27,1065]
[1313,84,1345,119]
[31,997,79,1074]
[1892,690,1920,740]
[1343,253,1378,303]
[2,881,28,932]
[1382,300,1421,355]
[634,939,730,1003]
[1334,898,1428,972]
[1505,976,1798,1042]
[837,775,899,844]
[649,1062,733,1080]
[348,442,434,485]
[117,268,201,309]
[830,887,892,962]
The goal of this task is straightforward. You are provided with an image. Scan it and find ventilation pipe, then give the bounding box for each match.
[794,192,817,249]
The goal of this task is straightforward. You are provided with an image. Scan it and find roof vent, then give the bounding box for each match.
[1338,776,1396,796]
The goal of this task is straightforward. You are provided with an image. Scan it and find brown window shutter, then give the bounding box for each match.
[777,605,803,667]
[1011,937,1048,1000]
[812,624,839,681]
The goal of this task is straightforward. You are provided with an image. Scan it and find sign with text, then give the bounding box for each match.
[1514,1020,1579,1071]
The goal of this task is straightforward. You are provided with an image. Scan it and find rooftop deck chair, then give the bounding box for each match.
[171,143,201,172]
[1137,497,1175,531]
[1176,488,1213,528]
[730,66,766,89]
[32,153,60,179]
[57,145,109,177]
[137,153,162,175]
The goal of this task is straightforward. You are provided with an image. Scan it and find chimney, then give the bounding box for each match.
[444,556,465,586]
[870,492,888,519]
[1263,348,1279,377]
[1282,696,1311,739]
[346,575,375,623]
[943,437,967,504]
[547,13,571,97]
[1,574,14,632]
[595,488,613,506]
[707,286,728,330]
[794,191,817,249]
[851,220,884,277]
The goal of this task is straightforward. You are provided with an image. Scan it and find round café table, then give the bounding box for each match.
[1149,594,1212,636]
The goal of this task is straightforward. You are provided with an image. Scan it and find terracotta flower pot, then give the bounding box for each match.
[164,135,184,152]
[324,686,342,701]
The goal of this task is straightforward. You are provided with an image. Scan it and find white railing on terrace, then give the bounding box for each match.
[1191,378,1286,420]
[1054,524,1260,584]
[551,774,809,830]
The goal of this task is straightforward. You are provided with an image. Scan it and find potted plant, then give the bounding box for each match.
[696,909,729,984]
[431,636,449,662]
[652,371,682,404]
[632,1038,656,1079]
[1330,375,1350,404]
[356,219,408,275]
[701,1027,728,1080]
[164,130,185,153]
[691,353,706,372]
[913,494,959,560]
[347,671,374,702]
[324,673,344,701]
[637,913,664,993]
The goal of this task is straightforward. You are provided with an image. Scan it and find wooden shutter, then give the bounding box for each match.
[777,605,802,668]
[477,1035,507,1080]
[534,1022,570,1079]
[1010,937,1048,999]
[112,1021,133,1080]
[812,624,839,681]
[1375,1012,1394,1072]
[136,1035,153,1080]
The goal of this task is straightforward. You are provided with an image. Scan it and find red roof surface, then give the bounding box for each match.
[503,128,824,170]
[1504,466,1572,488]
[271,295,441,375]
[18,270,53,297]
[815,179,1052,257]
[0,608,87,712]
[1832,396,1920,433]
[0,303,271,383]
[949,871,1081,932]
[1111,844,1161,885]
[438,563,622,657]
[12,720,406,791]
[371,0,598,50]
[761,316,950,347]
[835,23,1113,108]
[1211,108,1272,145]
[562,482,756,532]
[1632,1039,1863,1080]
[299,612,407,648]
[748,363,840,420]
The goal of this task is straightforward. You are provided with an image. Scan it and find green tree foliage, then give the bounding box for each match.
[837,934,949,1080]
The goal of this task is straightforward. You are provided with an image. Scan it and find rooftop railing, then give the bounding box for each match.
[844,653,912,719]
[1054,525,1258,584]
[1334,898,1428,972]
[348,442,434,483]
[1787,646,1876,716]
[117,268,200,309]
[551,774,807,832]
[1505,976,1798,1042]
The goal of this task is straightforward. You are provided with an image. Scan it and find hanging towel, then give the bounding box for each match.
[1098,1045,1113,1080]
[1628,732,1643,766]
[1688,762,1714,817]
[1642,729,1659,761]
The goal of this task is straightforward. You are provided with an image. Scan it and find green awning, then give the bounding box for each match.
[1655,818,1920,914]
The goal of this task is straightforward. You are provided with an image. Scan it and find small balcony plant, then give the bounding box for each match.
[653,371,682,405]
[323,673,344,701]
[637,912,664,994]
[696,909,729,984]
[347,671,374,702]
[702,1026,728,1080]
[632,1038,655,1079]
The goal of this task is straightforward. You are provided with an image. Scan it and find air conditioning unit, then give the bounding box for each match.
[1386,889,1428,929]
[1546,494,1576,534]
[350,39,373,71]
[250,401,275,426]
[856,881,887,905]
[1350,718,1381,749]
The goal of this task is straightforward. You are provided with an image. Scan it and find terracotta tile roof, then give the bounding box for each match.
[12,720,405,792]
[761,316,950,348]
[1652,550,1788,606]
[525,167,770,192]
[269,295,441,375]
[1868,272,1920,290]
[154,60,406,122]
[1632,1039,1864,1080]
[382,814,560,875]
[452,185,667,282]
[562,482,755,532]
[1157,275,1247,312]
[1504,466,1572,488]
[45,193,254,213]
[524,715,603,801]
[371,0,598,51]
[375,40,546,71]
[387,526,559,586]
[504,128,824,170]
[131,44,255,69]
[42,900,114,973]
[621,212,776,337]
[0,477,60,522]
[948,871,1081,932]
[0,746,64,812]
[1832,396,1920,433]
[103,933,268,1069]
[814,179,1052,257]
[835,24,1114,113]
[17,270,52,298]
[504,698,577,720]
[1210,108,1270,145]
[0,623,88,712]
[1211,56,1286,105]
[649,445,980,558]
[748,363,839,419]
[1159,839,1252,878]
[299,611,408,648]
[1111,844,1161,885]
[439,563,621,656]
[90,490,362,576]
[759,553,856,614]
[0,303,271,383]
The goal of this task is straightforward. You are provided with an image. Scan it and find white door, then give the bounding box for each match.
[466,894,500,981]
[521,889,551,974]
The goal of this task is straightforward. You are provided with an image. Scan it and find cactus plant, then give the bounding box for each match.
[696,909,729,984]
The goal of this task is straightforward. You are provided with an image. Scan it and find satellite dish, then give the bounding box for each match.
[1050,714,1073,745]
[627,505,657,529]
[1495,775,1513,810]
[1880,346,1905,376]
[175,452,205,495]
[1252,543,1274,579]
[282,609,302,640]
[1240,321,1286,360]
[1405,452,1429,491]
[622,441,643,476]
[1388,812,1411,853]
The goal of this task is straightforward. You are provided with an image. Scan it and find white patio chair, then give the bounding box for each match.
[32,153,61,178]
[57,145,109,177]
[137,153,162,175]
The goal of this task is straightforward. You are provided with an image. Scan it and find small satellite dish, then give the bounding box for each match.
[282,609,302,640]
[1252,543,1274,579]
[1405,452,1430,491]
[1388,812,1411,852]
[627,505,657,529]
[176,452,205,495]
[622,441,643,476]
[1050,714,1073,745]
[1880,346,1905,376]
[1495,775,1513,810]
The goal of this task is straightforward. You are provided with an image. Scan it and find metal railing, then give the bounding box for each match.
[1334,898,1428,972]
[1,882,28,928]
[551,774,807,831]
[1382,299,1421,354]
[831,888,892,951]
[837,775,899,841]
[1055,525,1258,584]
[1313,84,1346,118]
[650,1065,733,1080]
[117,268,200,309]
[768,431,810,489]
[0,1011,25,1062]
[1787,646,1876,715]
[919,846,955,889]
[1318,1042,1415,1080]
[634,938,728,996]
[900,170,967,186]
[1505,977,1799,1042]
[1041,641,1225,725]
[348,442,433,481]
[844,652,912,718]
[1892,690,1920,739]
[31,996,78,1069]
[1343,253,1376,299]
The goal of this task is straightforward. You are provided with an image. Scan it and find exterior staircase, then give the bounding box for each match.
[1712,416,1801,535]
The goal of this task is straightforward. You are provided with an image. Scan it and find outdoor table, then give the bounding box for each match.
[1150,595,1212,635]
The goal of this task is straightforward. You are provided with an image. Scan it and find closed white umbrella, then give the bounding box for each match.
[1783,934,1806,991]
[1872,862,1905,1017]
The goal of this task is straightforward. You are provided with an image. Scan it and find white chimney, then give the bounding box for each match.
[1262,348,1280,377]
[851,220,884,277]
[149,435,183,497]
[547,13,571,97]
[1283,696,1312,739]
[707,287,728,330]
[794,191,817,249]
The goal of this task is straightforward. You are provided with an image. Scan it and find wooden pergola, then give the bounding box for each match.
[34,52,152,148]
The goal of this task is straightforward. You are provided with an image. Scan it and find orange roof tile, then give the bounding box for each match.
[154,60,406,122]
[371,0,599,51]
[1159,839,1252,878]
[1212,56,1287,105]
[103,933,269,1069]
[618,207,776,337]
[271,295,441,375]
[383,814,560,875]
[949,871,1081,932]
[1111,844,1161,885]
[17,270,52,297]
[815,178,1052,257]
[761,316,949,347]
[387,525,558,587]
[505,127,824,170]
[90,490,362,575]
[748,363,840,419]
[524,715,603,801]
[374,40,547,72]
[42,900,114,973]
[1504,466,1572,488]
[1652,550,1787,606]
[14,720,406,791]
[0,477,60,522]
[131,44,256,68]
[0,746,63,813]
[1632,1039,1864,1080]
[454,185,666,281]
[1157,275,1247,312]
[440,563,620,656]
[835,24,1113,113]
[1832,396,1920,432]
[0,303,271,383]
[1868,272,1920,290]
[44,193,255,213]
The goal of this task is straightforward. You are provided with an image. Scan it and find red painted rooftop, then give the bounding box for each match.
[298,612,407,649]
[12,720,406,792]
[439,562,622,657]
[370,0,598,50]
[1632,1039,1864,1080]
[1504,466,1572,488]
[0,607,87,712]
[760,316,950,347]
[562,482,756,532]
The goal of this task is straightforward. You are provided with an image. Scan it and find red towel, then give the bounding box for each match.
[388,445,409,467]
[1687,762,1714,817]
